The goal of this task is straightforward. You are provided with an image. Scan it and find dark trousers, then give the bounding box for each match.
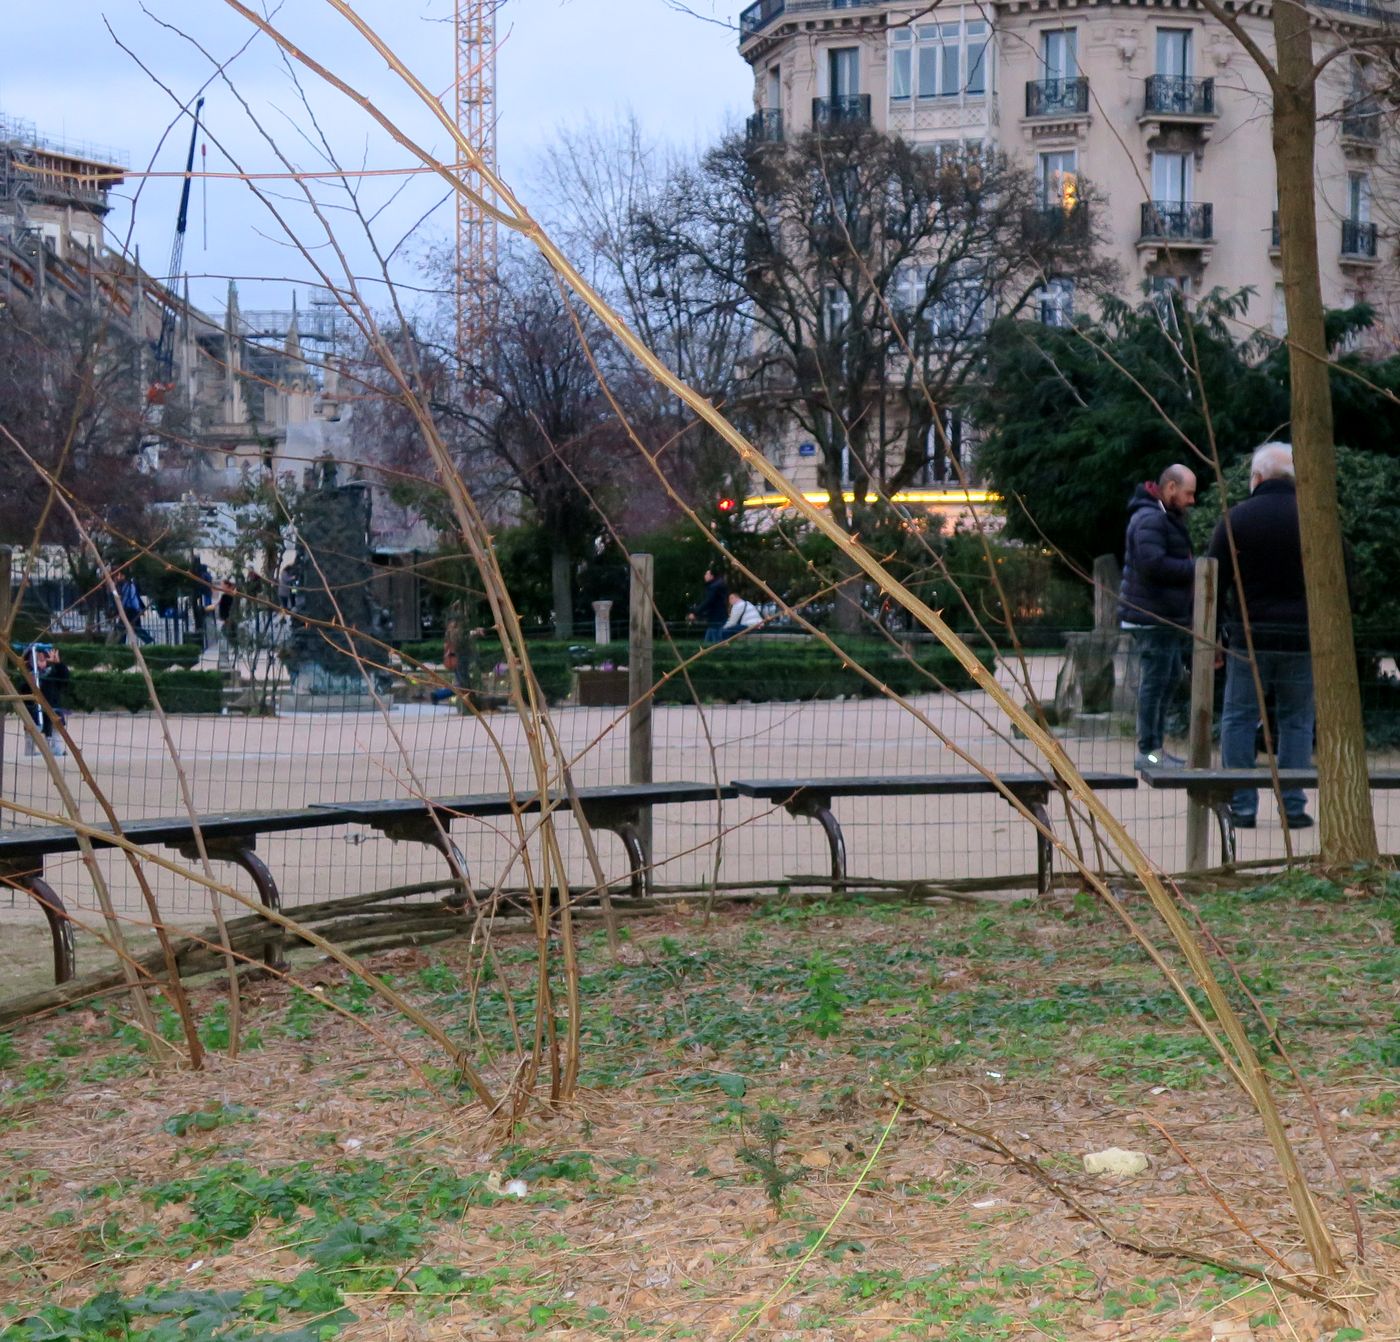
[1131,624,1188,755]
[1220,645,1314,819]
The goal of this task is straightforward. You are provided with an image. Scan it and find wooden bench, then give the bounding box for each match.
[730,772,1140,895]
[1138,767,1400,864]
[0,782,737,986]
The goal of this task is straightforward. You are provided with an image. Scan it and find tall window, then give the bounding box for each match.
[1040,29,1078,81]
[1151,151,1192,203]
[1156,29,1192,77]
[1039,150,1078,209]
[1348,171,1371,223]
[827,47,860,98]
[1036,278,1074,327]
[766,65,781,110]
[890,20,990,100]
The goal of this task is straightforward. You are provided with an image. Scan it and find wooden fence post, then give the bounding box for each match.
[1185,556,1219,870]
[628,554,655,856]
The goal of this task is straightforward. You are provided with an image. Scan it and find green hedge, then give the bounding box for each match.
[67,670,223,714]
[47,642,203,672]
[402,636,989,705]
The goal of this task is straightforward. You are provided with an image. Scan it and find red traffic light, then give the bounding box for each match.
[717,496,737,513]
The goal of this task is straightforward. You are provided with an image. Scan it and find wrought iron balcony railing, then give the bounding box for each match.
[746,109,784,144]
[739,0,881,41]
[1140,201,1214,242]
[1144,75,1216,117]
[1025,78,1089,118]
[811,94,872,130]
[1024,202,1090,243]
[1342,219,1379,257]
[1314,0,1392,20]
[1342,100,1382,141]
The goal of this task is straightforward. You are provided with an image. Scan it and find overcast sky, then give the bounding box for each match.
[2,0,753,317]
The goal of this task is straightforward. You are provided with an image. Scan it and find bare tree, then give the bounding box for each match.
[635,124,1112,627]
[1188,0,1391,864]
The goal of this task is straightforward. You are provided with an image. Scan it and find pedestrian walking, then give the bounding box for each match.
[117,573,154,645]
[1119,464,1197,772]
[1205,442,1315,829]
[687,566,730,645]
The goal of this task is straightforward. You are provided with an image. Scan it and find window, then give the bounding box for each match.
[824,286,852,336]
[929,270,990,342]
[1039,150,1078,209]
[1156,29,1192,78]
[1041,29,1078,81]
[1151,151,1192,203]
[1272,283,1288,338]
[766,65,781,110]
[1036,278,1074,327]
[890,21,991,101]
[828,47,859,98]
[1348,171,1371,223]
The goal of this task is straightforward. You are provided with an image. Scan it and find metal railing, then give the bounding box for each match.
[746,109,785,144]
[1144,75,1216,117]
[1024,202,1090,243]
[812,94,873,130]
[1342,100,1382,141]
[1313,0,1393,20]
[1140,201,1214,242]
[739,0,881,39]
[1025,78,1090,118]
[1342,219,1379,257]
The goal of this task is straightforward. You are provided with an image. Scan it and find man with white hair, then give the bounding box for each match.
[1205,443,1313,829]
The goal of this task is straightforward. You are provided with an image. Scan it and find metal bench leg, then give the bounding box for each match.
[1030,801,1053,895]
[180,838,286,971]
[608,821,649,899]
[1212,801,1237,866]
[790,795,845,894]
[26,875,76,985]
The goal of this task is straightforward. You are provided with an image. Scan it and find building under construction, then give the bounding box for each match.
[0,111,341,495]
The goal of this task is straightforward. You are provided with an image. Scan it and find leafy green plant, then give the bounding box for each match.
[800,952,849,1039]
[736,1113,802,1213]
[162,1103,258,1138]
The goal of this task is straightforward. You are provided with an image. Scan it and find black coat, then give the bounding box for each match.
[692,577,729,627]
[1206,478,1308,648]
[1118,485,1194,627]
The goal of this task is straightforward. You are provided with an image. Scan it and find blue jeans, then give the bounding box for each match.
[1219,645,1314,819]
[1132,624,1188,755]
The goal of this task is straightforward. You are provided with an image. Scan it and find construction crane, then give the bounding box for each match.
[148,95,204,405]
[455,0,498,372]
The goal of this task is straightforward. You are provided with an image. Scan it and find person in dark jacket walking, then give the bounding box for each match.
[1119,463,1197,771]
[1205,442,1313,829]
[687,567,730,645]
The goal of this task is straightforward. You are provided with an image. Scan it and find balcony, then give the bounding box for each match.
[739,0,881,42]
[1025,78,1089,119]
[1139,201,1214,247]
[1023,202,1090,244]
[746,109,784,145]
[1341,219,1379,259]
[1314,0,1392,19]
[811,94,872,130]
[1341,99,1382,146]
[1144,75,1216,118]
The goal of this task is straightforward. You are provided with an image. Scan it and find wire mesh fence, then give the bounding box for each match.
[5,616,1398,936]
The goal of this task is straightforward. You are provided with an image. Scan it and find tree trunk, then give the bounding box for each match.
[1272,0,1379,864]
[551,545,573,641]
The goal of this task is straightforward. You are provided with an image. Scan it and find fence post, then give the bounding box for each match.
[628,555,654,858]
[1185,556,1219,870]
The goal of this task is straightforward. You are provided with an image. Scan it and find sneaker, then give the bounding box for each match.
[1286,812,1314,830]
[50,740,66,758]
[1135,750,1185,771]
[1229,811,1256,829]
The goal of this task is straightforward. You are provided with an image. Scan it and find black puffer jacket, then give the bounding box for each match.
[1117,484,1194,627]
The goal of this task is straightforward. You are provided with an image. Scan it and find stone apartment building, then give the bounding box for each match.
[738,0,1398,493]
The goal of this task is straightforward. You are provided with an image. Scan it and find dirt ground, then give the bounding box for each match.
[2,873,1399,1340]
